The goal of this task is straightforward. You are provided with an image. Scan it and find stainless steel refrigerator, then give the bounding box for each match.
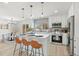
[68,16,74,56]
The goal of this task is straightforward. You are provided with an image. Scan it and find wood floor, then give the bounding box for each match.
[0,41,69,56]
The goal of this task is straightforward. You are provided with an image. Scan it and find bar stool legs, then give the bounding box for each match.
[22,39,31,56]
[27,46,29,56]
[13,38,22,56]
[33,50,34,56]
[31,48,44,56]
[34,49,36,56]
[13,43,22,56]
[24,45,29,56]
[19,44,22,56]
[13,43,17,56]
[30,40,44,56]
[38,48,40,56]
[42,48,44,56]
[30,48,35,56]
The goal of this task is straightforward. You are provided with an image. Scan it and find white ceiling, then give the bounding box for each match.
[0,2,72,20]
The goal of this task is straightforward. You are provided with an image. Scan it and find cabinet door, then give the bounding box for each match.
[43,23,48,29]
[23,24,25,33]
[26,24,29,31]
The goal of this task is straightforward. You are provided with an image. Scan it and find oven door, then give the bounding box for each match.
[51,35,62,43]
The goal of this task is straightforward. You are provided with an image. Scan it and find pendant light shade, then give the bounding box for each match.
[41,2,44,17]
[30,5,33,19]
[21,7,24,19]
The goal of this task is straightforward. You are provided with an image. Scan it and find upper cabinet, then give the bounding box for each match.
[0,24,8,29]
[49,16,68,28]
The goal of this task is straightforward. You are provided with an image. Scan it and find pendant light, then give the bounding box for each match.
[21,7,24,20]
[30,5,33,19]
[41,2,44,17]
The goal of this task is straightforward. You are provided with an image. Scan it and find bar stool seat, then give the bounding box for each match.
[22,39,31,56]
[13,37,22,56]
[33,43,42,48]
[30,39,44,56]
[22,39,30,46]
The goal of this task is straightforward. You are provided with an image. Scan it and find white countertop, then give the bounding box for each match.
[34,33,50,38]
[25,31,50,38]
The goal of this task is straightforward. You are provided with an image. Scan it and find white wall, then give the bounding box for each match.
[48,15,68,28]
[68,4,74,17]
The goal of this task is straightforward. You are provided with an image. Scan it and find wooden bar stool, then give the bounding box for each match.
[22,39,30,56]
[13,37,22,56]
[30,40,44,56]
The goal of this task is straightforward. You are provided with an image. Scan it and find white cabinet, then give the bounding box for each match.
[62,33,68,45]
[48,16,67,28]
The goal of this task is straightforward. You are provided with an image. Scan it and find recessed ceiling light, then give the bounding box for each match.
[54,10,58,13]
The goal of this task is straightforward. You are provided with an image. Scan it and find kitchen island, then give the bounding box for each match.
[17,32,50,56]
